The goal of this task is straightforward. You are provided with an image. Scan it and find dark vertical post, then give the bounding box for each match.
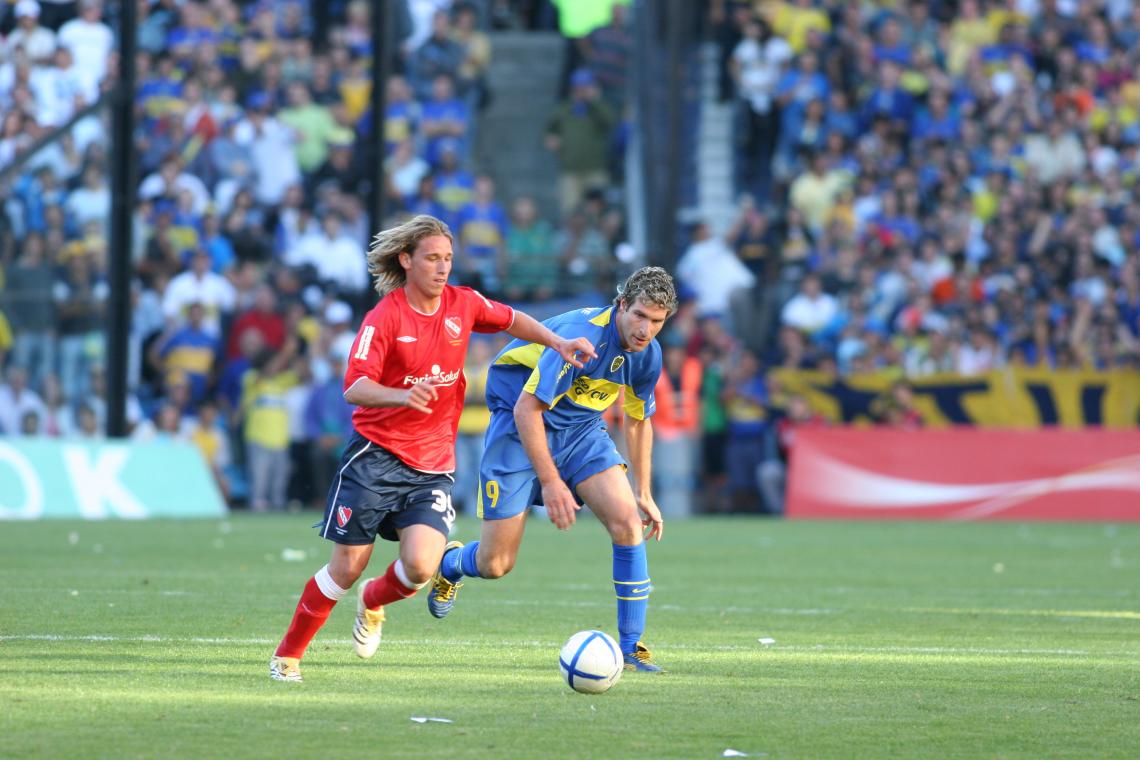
[107,0,138,437]
[661,0,685,271]
[368,0,392,237]
[632,0,660,265]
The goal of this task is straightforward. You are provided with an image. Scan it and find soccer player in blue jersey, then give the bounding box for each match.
[427,266,677,672]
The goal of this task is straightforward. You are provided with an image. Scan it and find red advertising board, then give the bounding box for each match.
[786,428,1140,521]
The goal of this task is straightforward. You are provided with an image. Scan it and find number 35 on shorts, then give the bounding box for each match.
[430,489,456,530]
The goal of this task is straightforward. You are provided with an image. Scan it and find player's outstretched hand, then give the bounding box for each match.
[637,494,664,542]
[554,337,597,369]
[542,479,581,530]
[403,378,440,414]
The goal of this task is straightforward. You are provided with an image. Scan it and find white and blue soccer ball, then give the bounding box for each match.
[559,630,623,694]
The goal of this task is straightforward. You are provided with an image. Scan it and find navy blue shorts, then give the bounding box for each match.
[317,432,456,544]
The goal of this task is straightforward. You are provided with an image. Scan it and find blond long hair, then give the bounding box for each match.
[367,214,453,296]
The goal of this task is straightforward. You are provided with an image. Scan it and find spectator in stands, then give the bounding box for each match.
[52,252,106,401]
[65,164,109,236]
[789,150,850,235]
[781,272,837,337]
[150,301,220,409]
[5,233,56,388]
[304,337,354,507]
[553,206,612,296]
[757,392,825,515]
[723,348,768,513]
[421,73,471,167]
[452,1,493,113]
[161,248,237,337]
[384,138,430,206]
[871,380,924,430]
[238,336,300,513]
[56,0,111,98]
[413,9,464,100]
[455,174,508,292]
[6,1,57,64]
[581,1,631,109]
[730,14,791,204]
[279,80,340,174]
[545,67,616,216]
[432,138,475,226]
[286,211,368,298]
[676,221,756,324]
[0,365,47,435]
[233,91,300,207]
[503,194,558,301]
[768,0,830,55]
[190,398,231,499]
[652,338,702,517]
[30,373,65,436]
[138,157,210,216]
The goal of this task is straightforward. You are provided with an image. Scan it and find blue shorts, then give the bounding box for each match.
[317,432,456,544]
[477,411,627,520]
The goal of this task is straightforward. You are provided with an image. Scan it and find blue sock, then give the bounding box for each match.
[612,543,650,654]
[442,541,482,583]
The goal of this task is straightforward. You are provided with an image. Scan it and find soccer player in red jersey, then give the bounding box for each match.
[270,215,595,681]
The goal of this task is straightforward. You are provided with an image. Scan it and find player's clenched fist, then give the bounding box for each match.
[403,378,440,414]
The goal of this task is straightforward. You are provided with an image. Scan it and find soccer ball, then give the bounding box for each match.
[559,630,623,694]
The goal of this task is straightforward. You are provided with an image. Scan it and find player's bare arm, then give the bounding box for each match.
[625,416,664,542]
[514,390,580,530]
[344,376,441,415]
[506,311,597,368]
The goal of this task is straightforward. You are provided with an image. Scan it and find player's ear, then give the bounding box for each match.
[398,250,412,270]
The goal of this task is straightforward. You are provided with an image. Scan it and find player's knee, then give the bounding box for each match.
[479,553,516,579]
[330,564,363,589]
[399,557,437,586]
[601,509,642,545]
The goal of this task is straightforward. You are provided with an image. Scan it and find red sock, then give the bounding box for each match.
[363,561,418,610]
[275,576,339,659]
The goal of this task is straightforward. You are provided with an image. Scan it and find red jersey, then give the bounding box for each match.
[344,285,514,472]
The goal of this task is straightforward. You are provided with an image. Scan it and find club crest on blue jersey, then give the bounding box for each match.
[609,356,625,373]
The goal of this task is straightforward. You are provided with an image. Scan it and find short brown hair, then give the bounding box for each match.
[614,266,678,315]
[367,214,453,295]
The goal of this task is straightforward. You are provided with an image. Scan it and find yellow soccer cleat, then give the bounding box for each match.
[623,642,663,672]
[427,541,465,619]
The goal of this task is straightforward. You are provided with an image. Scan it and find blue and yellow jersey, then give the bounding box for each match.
[486,306,661,430]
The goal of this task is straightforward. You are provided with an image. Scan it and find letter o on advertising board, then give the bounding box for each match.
[0,442,44,520]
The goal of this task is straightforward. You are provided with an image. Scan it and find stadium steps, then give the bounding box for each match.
[477,31,566,221]
[694,41,736,237]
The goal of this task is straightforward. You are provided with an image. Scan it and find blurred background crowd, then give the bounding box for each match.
[1,0,1138,517]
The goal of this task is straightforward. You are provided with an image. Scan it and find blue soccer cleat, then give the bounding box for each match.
[427,541,465,619]
[623,642,663,672]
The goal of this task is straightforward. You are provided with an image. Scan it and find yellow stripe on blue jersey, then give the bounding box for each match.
[485,305,662,430]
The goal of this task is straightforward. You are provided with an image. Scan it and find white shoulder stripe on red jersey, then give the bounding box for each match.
[354,325,375,360]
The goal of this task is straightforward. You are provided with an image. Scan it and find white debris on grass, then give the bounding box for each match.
[410,717,453,724]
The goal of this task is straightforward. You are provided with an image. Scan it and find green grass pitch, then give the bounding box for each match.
[1,515,1137,759]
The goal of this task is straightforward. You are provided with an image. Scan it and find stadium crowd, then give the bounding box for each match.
[1,0,1139,517]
